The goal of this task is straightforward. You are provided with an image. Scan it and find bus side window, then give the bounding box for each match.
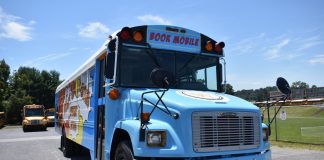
[88,67,94,96]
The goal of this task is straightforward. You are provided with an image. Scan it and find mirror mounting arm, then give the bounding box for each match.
[264,77,291,136]
[220,58,227,93]
[266,94,289,136]
[267,95,287,124]
[138,89,179,142]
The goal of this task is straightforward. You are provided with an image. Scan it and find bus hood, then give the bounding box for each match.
[129,89,259,112]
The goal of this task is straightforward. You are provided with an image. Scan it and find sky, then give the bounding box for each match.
[0,0,324,90]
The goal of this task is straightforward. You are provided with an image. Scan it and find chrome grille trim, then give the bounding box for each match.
[31,120,40,125]
[192,111,260,152]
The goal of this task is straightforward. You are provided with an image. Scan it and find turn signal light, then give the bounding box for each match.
[262,128,269,141]
[141,112,150,123]
[205,41,213,51]
[133,31,143,42]
[108,88,120,100]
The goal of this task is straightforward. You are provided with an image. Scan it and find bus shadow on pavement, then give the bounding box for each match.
[59,147,91,160]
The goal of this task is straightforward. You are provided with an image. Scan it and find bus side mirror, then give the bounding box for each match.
[108,38,116,52]
[105,39,117,79]
[105,52,115,79]
[150,68,176,88]
[276,77,291,96]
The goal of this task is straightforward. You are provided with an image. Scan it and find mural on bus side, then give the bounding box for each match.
[58,72,93,143]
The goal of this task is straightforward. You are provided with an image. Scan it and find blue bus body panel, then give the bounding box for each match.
[54,62,98,160]
[54,25,269,159]
[104,88,270,159]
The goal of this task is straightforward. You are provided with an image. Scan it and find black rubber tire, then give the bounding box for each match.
[113,141,134,160]
[61,133,73,157]
[23,126,27,132]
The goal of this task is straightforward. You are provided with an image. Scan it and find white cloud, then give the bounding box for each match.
[137,15,172,25]
[24,52,74,67]
[0,7,34,41]
[297,36,322,51]
[308,54,324,65]
[28,20,36,25]
[78,22,110,38]
[230,32,324,61]
[230,33,265,55]
[263,39,290,60]
[1,21,32,41]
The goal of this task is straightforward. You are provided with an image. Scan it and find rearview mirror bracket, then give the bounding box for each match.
[105,37,118,86]
[264,77,291,136]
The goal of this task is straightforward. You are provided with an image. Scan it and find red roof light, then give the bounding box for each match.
[120,27,131,40]
[215,42,225,52]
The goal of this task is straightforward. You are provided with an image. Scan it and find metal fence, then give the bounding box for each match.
[270,87,324,100]
[265,105,324,145]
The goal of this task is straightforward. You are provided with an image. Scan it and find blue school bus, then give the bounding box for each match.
[55,25,271,160]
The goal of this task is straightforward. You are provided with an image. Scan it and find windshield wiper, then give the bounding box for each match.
[145,43,161,68]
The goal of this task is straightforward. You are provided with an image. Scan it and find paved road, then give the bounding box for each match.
[0,125,90,160]
[272,146,324,160]
[1,125,324,160]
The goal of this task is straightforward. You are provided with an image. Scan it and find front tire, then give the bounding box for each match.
[23,126,27,132]
[114,141,134,160]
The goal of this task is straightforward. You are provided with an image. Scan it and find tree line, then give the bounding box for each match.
[1,58,317,124]
[0,59,61,124]
[225,81,317,102]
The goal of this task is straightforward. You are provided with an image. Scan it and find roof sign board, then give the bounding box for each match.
[147,25,201,54]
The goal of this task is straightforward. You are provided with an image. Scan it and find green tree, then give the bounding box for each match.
[224,83,234,95]
[234,86,277,102]
[291,81,309,89]
[0,59,10,112]
[39,70,61,108]
[235,89,254,101]
[5,90,33,124]
[5,67,61,124]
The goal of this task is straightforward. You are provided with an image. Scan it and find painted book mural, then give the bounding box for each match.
[57,68,94,144]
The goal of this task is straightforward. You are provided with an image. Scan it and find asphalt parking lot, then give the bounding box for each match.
[0,126,90,160]
[0,125,323,160]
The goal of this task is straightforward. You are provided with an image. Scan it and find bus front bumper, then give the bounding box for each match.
[199,149,272,160]
[135,149,271,160]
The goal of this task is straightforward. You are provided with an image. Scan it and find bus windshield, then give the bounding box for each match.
[46,111,54,116]
[119,46,218,91]
[25,108,44,117]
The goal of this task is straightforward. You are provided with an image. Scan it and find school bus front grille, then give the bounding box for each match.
[192,111,260,152]
[31,120,40,125]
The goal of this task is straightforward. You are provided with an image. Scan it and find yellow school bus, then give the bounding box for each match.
[45,108,55,127]
[22,104,47,132]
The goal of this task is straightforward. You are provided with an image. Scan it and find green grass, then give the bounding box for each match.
[270,140,324,151]
[263,105,324,145]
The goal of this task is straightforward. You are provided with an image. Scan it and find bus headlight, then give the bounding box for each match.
[23,119,30,125]
[147,130,166,147]
[42,119,47,125]
[262,128,269,141]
